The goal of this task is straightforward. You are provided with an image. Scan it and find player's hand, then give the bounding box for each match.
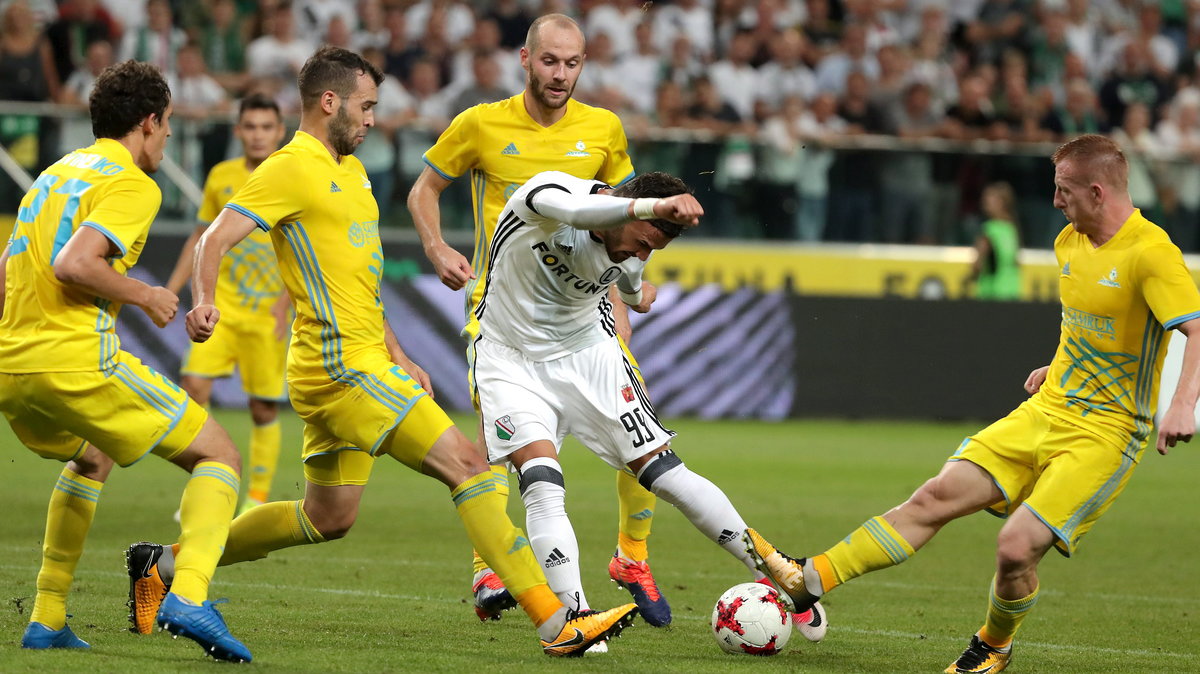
[141,286,179,328]
[426,242,475,291]
[271,293,291,341]
[652,194,704,228]
[1024,365,1050,394]
[395,355,434,399]
[1156,404,1196,455]
[630,282,657,314]
[186,304,221,342]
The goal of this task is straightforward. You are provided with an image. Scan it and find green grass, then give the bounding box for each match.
[1,412,1197,672]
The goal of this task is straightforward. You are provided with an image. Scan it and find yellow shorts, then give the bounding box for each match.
[0,351,207,466]
[180,308,287,400]
[291,362,454,486]
[950,400,1143,557]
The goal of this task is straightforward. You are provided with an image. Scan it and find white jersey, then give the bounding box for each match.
[475,171,646,361]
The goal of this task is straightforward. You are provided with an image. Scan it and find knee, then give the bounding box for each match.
[248,400,277,426]
[518,458,566,519]
[995,527,1041,577]
[306,504,356,541]
[67,446,115,482]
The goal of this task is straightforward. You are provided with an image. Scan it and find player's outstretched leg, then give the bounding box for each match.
[609,468,670,627]
[241,399,282,515]
[23,448,111,650]
[470,465,517,621]
[409,422,638,656]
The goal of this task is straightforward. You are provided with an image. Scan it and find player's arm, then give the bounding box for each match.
[1024,365,1051,394]
[1158,317,1200,454]
[383,317,433,397]
[407,166,474,290]
[610,287,633,343]
[271,287,292,340]
[527,186,702,231]
[165,225,205,296]
[186,208,258,342]
[617,268,657,314]
[54,227,177,327]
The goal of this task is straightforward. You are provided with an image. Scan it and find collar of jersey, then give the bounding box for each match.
[292,130,343,167]
[92,138,137,169]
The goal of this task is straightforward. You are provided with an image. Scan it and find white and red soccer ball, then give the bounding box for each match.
[711,582,792,656]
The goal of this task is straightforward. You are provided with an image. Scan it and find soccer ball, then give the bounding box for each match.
[711,582,792,656]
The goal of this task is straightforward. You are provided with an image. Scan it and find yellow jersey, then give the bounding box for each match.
[422,94,635,319]
[198,157,283,317]
[224,131,388,383]
[1032,210,1200,443]
[0,138,161,373]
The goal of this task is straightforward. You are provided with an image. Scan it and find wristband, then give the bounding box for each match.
[619,287,644,306]
[632,198,660,220]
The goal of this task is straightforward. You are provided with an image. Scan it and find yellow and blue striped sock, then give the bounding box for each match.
[453,471,560,627]
[981,578,1039,647]
[173,461,239,604]
[816,515,916,592]
[30,468,102,629]
[471,465,510,575]
[219,499,325,566]
[616,469,655,561]
[246,421,281,504]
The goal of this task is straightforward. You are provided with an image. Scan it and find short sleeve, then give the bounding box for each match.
[422,105,480,180]
[79,175,161,258]
[1137,242,1200,329]
[225,153,307,231]
[196,168,222,223]
[598,113,635,187]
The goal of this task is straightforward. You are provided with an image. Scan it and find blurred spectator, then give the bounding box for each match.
[969,182,1021,300]
[1098,40,1171,128]
[1155,87,1200,251]
[406,57,452,134]
[583,0,643,57]
[352,0,390,52]
[801,0,842,60]
[815,22,879,95]
[660,34,703,90]
[59,37,109,107]
[293,0,356,44]
[0,0,60,180]
[323,15,352,48]
[118,0,186,75]
[46,0,118,82]
[1042,77,1107,140]
[382,6,420,83]
[943,74,997,140]
[756,28,817,114]
[572,31,624,112]
[1098,3,1179,78]
[359,46,412,221]
[482,0,533,50]
[908,29,958,111]
[246,3,314,81]
[171,43,231,176]
[963,0,1031,67]
[615,22,661,115]
[654,0,714,60]
[448,18,522,97]
[870,43,910,130]
[1064,0,1102,78]
[792,92,844,241]
[450,48,512,115]
[710,30,760,121]
[1028,6,1071,92]
[1110,100,1163,219]
[827,70,886,241]
[843,0,900,54]
[405,0,474,46]
[879,81,940,243]
[200,0,249,93]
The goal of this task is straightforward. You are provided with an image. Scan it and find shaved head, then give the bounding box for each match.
[525,13,584,53]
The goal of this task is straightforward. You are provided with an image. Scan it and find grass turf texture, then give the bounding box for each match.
[1,412,1197,672]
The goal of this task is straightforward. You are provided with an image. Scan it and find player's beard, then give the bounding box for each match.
[329,105,359,157]
[529,70,573,110]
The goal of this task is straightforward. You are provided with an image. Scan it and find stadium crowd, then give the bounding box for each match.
[2,0,1200,248]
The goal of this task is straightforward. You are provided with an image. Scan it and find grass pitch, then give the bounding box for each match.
[1,412,1197,672]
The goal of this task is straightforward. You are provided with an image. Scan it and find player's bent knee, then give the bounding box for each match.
[67,445,115,482]
[995,525,1047,573]
[174,417,243,474]
[248,398,278,426]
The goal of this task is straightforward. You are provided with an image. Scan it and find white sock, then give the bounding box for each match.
[641,460,758,575]
[519,457,589,611]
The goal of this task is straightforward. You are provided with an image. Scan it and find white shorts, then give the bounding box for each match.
[473,336,674,470]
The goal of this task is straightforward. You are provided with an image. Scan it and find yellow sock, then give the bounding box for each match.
[219,499,324,566]
[471,464,510,575]
[818,515,915,592]
[980,578,1039,647]
[172,461,239,604]
[246,421,281,504]
[616,469,654,561]
[30,468,102,629]
[452,471,560,625]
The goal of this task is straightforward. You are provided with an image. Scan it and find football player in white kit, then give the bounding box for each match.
[471,170,827,647]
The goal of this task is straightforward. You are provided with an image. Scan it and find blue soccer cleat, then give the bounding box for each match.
[21,621,90,649]
[472,569,517,621]
[608,553,672,627]
[156,593,252,663]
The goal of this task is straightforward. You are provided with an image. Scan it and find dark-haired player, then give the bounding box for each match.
[0,60,251,661]
[164,93,290,517]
